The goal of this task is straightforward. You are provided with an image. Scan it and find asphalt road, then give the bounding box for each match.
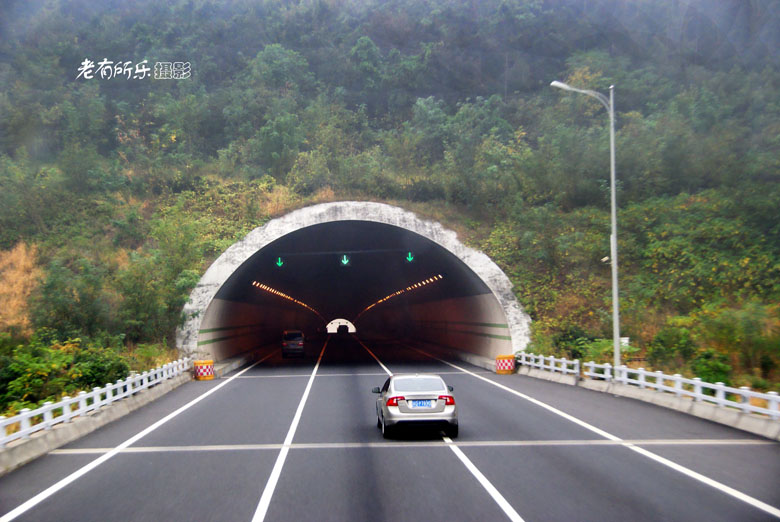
[1,336,779,522]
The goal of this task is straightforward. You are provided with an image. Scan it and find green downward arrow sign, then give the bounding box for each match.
[276,257,284,267]
[406,252,414,262]
[341,254,350,266]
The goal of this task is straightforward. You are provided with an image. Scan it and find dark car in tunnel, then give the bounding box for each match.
[282,330,305,358]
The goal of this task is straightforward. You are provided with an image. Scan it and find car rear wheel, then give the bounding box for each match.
[381,415,392,439]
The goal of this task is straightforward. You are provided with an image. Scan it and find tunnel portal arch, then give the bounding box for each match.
[327,319,357,334]
[177,201,531,364]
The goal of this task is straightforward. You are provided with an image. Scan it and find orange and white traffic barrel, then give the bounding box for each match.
[495,355,516,375]
[194,360,215,380]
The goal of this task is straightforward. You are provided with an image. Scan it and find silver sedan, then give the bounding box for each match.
[372,374,458,438]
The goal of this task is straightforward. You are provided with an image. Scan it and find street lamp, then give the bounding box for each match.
[551,80,621,372]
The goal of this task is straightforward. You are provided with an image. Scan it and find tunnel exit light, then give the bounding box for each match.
[356,274,444,319]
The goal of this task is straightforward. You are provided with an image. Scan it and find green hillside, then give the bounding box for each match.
[1,0,779,412]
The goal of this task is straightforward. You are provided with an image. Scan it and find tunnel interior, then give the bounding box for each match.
[182,204,529,366]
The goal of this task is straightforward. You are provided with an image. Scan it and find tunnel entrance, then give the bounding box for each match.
[176,202,531,366]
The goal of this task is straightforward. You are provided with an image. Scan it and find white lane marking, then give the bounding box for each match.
[355,338,392,375]
[357,338,525,522]
[0,352,276,522]
[49,438,774,455]
[409,344,780,520]
[251,339,328,522]
[443,436,525,522]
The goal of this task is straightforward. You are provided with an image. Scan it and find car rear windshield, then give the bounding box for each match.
[283,332,303,341]
[393,377,444,392]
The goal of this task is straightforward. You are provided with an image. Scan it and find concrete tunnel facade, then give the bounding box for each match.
[176,201,532,367]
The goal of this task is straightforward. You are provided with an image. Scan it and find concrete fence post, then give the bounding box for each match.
[693,378,703,401]
[655,371,664,392]
[142,371,149,388]
[574,359,580,377]
[43,402,53,429]
[619,365,628,385]
[715,382,726,407]
[62,397,73,422]
[93,387,103,410]
[768,391,779,420]
[20,409,31,438]
[78,391,88,414]
[674,374,683,397]
[638,368,646,389]
[604,363,612,381]
[561,357,567,374]
[739,386,751,412]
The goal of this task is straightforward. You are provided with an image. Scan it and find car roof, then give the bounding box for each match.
[391,373,442,379]
[390,373,446,383]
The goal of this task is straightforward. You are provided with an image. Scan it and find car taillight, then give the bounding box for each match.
[438,395,455,405]
[282,342,287,346]
[386,396,404,407]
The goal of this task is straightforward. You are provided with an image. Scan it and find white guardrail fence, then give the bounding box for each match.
[0,358,192,448]
[516,351,779,420]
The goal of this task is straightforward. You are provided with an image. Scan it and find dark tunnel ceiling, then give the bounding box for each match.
[214,221,492,323]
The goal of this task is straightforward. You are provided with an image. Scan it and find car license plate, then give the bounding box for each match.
[410,400,431,408]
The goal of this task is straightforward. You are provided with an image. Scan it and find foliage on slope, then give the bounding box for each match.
[1,0,779,411]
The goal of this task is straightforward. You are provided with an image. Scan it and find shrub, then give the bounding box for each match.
[71,346,129,389]
[690,349,731,385]
[648,324,695,368]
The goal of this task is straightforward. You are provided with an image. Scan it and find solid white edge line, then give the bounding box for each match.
[358,337,526,522]
[0,351,276,522]
[251,338,329,522]
[408,344,780,520]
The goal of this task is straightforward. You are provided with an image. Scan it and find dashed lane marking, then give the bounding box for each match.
[355,338,525,522]
[251,339,329,522]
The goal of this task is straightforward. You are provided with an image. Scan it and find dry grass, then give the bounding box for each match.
[0,242,41,336]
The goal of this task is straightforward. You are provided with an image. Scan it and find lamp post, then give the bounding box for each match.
[551,80,621,371]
